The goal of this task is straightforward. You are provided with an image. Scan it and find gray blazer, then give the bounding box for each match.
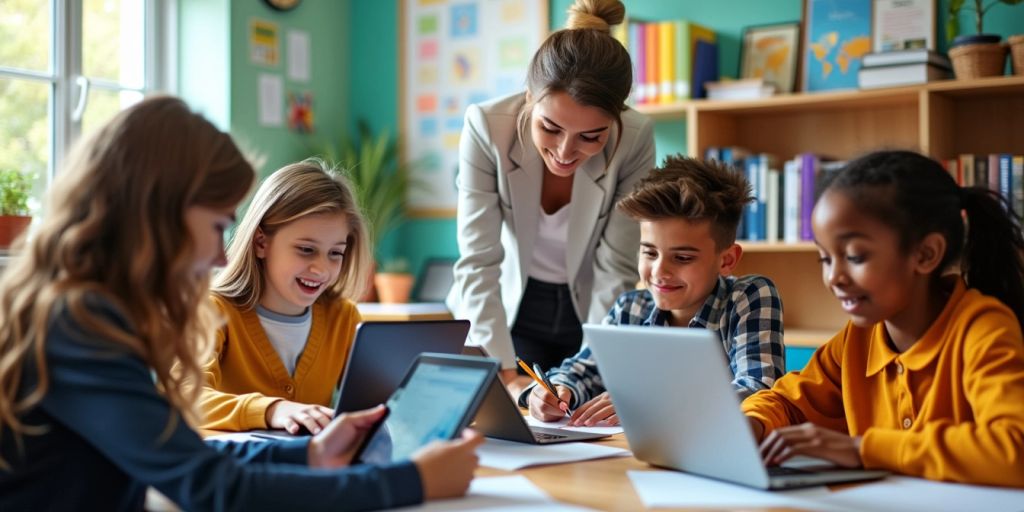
[447,92,656,369]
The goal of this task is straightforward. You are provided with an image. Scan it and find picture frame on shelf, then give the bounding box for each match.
[873,0,936,52]
[740,22,801,94]
[801,0,873,92]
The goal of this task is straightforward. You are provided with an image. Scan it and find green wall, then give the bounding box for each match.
[180,0,351,177]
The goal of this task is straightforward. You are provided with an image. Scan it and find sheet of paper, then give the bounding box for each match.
[524,415,624,436]
[627,470,831,510]
[286,30,310,82]
[396,475,594,511]
[816,476,1024,512]
[205,430,298,443]
[478,438,628,471]
[258,73,283,126]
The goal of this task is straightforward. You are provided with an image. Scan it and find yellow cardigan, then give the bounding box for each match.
[742,279,1024,488]
[199,295,361,431]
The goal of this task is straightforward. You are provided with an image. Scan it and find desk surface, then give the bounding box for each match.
[356,302,453,322]
[477,434,795,512]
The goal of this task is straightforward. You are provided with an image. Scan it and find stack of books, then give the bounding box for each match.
[857,49,951,89]
[705,78,776,101]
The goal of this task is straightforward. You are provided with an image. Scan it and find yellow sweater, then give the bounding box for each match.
[742,279,1024,487]
[199,295,361,431]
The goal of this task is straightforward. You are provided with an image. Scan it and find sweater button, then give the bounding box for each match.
[284,384,294,396]
[895,362,904,375]
[902,417,912,429]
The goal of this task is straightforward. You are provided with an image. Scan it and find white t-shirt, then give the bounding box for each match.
[528,203,570,283]
[256,305,312,376]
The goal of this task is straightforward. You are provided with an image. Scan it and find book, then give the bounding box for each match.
[1013,156,1024,215]
[705,78,776,100]
[783,157,801,243]
[658,21,675,104]
[630,22,645,104]
[858,63,951,89]
[674,20,716,100]
[862,49,951,68]
[692,39,719,99]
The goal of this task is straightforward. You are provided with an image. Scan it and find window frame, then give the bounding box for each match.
[0,0,177,182]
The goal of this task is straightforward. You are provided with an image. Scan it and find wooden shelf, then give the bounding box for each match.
[739,241,818,253]
[631,101,690,120]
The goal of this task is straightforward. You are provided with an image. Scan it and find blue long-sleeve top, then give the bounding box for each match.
[0,298,423,511]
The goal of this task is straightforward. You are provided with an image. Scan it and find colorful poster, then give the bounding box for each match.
[803,0,872,92]
[402,0,547,215]
[250,19,279,67]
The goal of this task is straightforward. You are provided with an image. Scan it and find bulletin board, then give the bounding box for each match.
[401,0,549,217]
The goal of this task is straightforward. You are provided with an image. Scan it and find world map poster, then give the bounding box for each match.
[803,0,872,92]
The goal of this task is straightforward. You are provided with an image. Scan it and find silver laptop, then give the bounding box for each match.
[583,324,888,489]
[464,345,609,444]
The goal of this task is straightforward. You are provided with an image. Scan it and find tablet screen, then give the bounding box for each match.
[358,361,490,465]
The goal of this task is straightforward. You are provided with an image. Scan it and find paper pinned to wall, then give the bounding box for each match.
[258,73,284,127]
[287,30,310,82]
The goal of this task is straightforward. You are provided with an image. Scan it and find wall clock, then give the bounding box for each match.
[263,0,301,12]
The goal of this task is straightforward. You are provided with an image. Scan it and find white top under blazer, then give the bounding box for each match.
[446,92,656,369]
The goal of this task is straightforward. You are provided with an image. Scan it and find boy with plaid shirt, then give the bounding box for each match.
[523,155,786,425]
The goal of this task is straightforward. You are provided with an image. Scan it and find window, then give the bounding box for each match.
[0,0,175,212]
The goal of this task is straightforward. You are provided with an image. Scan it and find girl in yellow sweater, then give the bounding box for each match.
[200,159,371,434]
[742,150,1024,487]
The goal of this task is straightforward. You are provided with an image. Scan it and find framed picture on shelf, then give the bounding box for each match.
[872,0,935,52]
[399,0,548,217]
[739,22,801,94]
[801,0,873,92]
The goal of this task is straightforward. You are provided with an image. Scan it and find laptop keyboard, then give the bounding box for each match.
[767,466,813,476]
[534,432,569,441]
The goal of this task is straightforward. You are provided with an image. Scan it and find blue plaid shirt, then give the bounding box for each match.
[522,275,786,408]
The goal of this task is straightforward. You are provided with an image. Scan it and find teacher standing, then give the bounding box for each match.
[447,0,655,390]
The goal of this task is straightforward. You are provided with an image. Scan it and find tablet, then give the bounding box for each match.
[355,353,498,465]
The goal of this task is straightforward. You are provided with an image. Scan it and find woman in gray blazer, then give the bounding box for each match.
[447,0,655,389]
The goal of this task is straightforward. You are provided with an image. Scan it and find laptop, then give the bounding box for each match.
[469,347,610,444]
[412,257,456,303]
[583,324,888,489]
[334,320,470,413]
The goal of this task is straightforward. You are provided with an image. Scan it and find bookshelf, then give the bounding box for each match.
[638,75,1024,348]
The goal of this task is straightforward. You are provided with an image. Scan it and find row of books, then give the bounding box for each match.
[705,147,845,242]
[615,19,720,104]
[858,49,952,89]
[943,154,1024,214]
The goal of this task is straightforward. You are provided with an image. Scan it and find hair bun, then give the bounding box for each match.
[565,0,625,33]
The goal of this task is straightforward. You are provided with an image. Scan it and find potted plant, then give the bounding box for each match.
[313,120,421,302]
[946,0,1023,78]
[373,258,415,304]
[0,169,34,249]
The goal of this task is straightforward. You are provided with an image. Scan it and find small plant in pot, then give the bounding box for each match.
[946,0,1023,78]
[374,258,415,304]
[0,169,34,249]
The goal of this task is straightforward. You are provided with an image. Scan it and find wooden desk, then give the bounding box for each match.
[478,434,797,511]
[356,302,453,322]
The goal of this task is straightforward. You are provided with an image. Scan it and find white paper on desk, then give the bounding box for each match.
[815,475,1024,512]
[205,432,272,443]
[525,415,624,435]
[627,470,831,510]
[478,438,628,471]
[396,475,594,511]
